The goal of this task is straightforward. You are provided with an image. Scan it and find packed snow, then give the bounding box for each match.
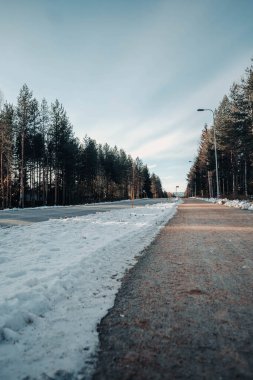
[0,201,178,380]
[197,197,253,210]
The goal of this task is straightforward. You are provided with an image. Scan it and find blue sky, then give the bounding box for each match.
[0,0,252,192]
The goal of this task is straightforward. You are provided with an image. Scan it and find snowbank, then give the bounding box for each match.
[0,202,177,380]
[196,197,253,211]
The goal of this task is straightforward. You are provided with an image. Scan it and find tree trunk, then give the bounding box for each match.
[19,131,25,208]
[54,169,58,205]
[244,159,248,197]
[0,150,4,209]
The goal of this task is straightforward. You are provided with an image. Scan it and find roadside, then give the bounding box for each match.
[0,201,177,380]
[93,198,253,379]
[0,198,171,227]
[197,197,253,211]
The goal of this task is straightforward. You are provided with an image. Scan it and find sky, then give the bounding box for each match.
[0,0,252,193]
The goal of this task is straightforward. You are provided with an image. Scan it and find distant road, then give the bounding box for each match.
[0,198,172,227]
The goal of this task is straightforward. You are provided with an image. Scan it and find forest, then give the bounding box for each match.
[187,62,253,199]
[0,85,165,209]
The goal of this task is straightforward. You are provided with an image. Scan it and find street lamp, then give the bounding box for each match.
[197,108,220,198]
[176,185,179,197]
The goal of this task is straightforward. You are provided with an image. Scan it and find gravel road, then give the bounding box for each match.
[92,199,253,380]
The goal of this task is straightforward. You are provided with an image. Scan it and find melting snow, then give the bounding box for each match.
[0,202,177,380]
[198,197,253,210]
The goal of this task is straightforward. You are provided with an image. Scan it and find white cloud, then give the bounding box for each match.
[148,164,157,169]
[0,1,252,194]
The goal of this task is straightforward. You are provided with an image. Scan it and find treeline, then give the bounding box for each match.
[0,84,165,209]
[187,61,253,199]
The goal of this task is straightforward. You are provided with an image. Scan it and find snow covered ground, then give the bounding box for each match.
[0,201,178,380]
[197,197,253,211]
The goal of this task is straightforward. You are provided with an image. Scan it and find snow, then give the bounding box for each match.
[196,197,253,211]
[0,201,178,380]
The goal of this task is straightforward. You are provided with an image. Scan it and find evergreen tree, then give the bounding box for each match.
[16,84,33,207]
[0,104,14,208]
[142,165,152,198]
[78,136,98,202]
[150,173,163,198]
[40,98,50,205]
[0,85,166,207]
[187,60,253,199]
[48,99,74,205]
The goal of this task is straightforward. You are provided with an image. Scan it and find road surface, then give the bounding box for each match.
[93,198,253,380]
[0,198,171,227]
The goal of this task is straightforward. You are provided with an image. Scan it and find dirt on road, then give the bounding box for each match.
[92,199,253,380]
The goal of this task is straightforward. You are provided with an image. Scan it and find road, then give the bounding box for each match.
[93,198,253,380]
[0,198,171,227]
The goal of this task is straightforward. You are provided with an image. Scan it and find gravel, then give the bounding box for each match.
[92,199,253,380]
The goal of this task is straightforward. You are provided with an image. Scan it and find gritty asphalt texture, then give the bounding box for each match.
[92,199,253,380]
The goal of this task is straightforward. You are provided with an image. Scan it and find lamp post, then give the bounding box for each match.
[176,185,179,197]
[197,108,220,198]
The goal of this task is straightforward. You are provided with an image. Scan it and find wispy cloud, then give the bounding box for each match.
[0,0,252,192]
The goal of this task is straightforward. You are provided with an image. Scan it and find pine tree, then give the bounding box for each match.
[188,60,253,199]
[150,173,163,198]
[48,100,73,205]
[40,98,50,205]
[1,85,166,207]
[16,84,33,207]
[142,165,152,198]
[0,104,14,208]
